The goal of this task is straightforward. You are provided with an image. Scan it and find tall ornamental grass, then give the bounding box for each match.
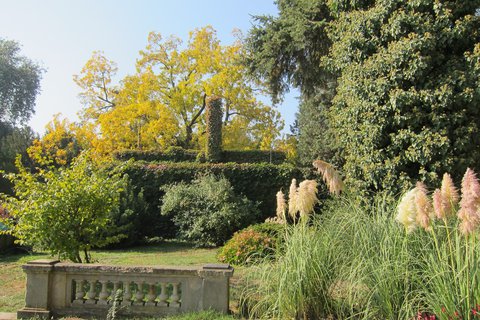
[242,168,480,319]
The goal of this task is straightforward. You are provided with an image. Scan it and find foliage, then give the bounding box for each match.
[0,38,43,125]
[217,222,283,265]
[205,96,223,162]
[73,51,118,120]
[74,27,283,153]
[221,150,287,164]
[324,0,480,193]
[27,114,94,167]
[123,161,310,239]
[114,148,288,164]
[0,153,128,263]
[161,175,260,247]
[245,0,339,166]
[247,0,480,195]
[113,147,199,162]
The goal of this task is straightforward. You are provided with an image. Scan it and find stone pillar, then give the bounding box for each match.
[17,259,59,319]
[198,264,234,313]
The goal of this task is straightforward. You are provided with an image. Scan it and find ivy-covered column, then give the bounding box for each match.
[205,96,223,162]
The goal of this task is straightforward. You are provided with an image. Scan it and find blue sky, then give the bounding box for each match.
[0,0,298,135]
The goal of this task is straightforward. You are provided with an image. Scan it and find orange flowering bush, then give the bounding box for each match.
[217,225,278,265]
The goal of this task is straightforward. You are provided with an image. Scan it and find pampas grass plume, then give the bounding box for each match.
[276,190,287,222]
[396,187,418,233]
[297,180,319,219]
[433,173,459,220]
[458,168,480,235]
[312,160,345,195]
[288,179,298,219]
[415,182,433,231]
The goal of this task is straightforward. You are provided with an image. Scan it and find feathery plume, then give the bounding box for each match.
[288,179,298,219]
[276,190,287,222]
[415,182,433,231]
[433,173,459,220]
[432,189,443,219]
[312,160,345,195]
[297,180,319,220]
[458,168,480,235]
[396,187,418,233]
[441,173,459,218]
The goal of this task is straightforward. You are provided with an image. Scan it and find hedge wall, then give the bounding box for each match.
[123,161,313,239]
[114,148,287,164]
[113,147,198,163]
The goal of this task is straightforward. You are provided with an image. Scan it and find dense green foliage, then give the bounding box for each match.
[114,148,287,164]
[205,96,223,162]
[326,0,480,193]
[0,39,43,125]
[217,222,283,265]
[0,154,127,263]
[161,175,259,247]
[245,0,340,166]
[247,0,480,194]
[123,161,310,239]
[220,150,287,164]
[113,147,199,163]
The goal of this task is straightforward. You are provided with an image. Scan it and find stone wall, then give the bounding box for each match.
[18,260,233,319]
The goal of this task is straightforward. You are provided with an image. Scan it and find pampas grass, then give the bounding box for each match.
[297,180,319,220]
[458,168,480,235]
[288,179,298,220]
[313,159,345,195]
[275,190,286,222]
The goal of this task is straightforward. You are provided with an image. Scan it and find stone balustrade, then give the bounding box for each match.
[17,260,233,319]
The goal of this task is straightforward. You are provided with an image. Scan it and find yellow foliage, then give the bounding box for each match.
[74,26,284,153]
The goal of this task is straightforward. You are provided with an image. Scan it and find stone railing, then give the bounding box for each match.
[17,259,234,319]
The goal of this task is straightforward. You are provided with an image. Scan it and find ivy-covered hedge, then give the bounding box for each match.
[115,148,287,164]
[221,150,286,164]
[123,161,312,240]
[113,147,199,163]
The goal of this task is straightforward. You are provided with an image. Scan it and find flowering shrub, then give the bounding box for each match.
[217,225,279,265]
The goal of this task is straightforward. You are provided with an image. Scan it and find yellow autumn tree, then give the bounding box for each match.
[74,26,284,152]
[27,114,95,167]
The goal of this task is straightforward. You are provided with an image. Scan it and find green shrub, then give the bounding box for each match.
[161,175,260,247]
[217,222,283,265]
[221,150,286,164]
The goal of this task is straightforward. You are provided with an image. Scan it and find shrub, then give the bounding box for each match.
[218,222,283,265]
[161,175,260,247]
[0,153,127,263]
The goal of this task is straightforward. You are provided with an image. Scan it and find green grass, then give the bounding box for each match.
[0,242,225,315]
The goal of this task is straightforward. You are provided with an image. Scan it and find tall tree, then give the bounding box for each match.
[326,0,480,193]
[75,27,283,152]
[0,39,43,125]
[245,0,340,165]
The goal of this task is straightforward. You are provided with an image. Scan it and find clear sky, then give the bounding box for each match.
[0,0,298,135]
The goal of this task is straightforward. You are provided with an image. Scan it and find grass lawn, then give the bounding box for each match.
[0,242,241,319]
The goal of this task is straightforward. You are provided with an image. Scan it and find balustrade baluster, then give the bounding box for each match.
[170,283,180,307]
[123,281,132,305]
[73,279,85,304]
[156,282,168,307]
[110,281,121,304]
[145,283,157,306]
[85,279,97,304]
[98,280,109,305]
[134,281,145,306]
